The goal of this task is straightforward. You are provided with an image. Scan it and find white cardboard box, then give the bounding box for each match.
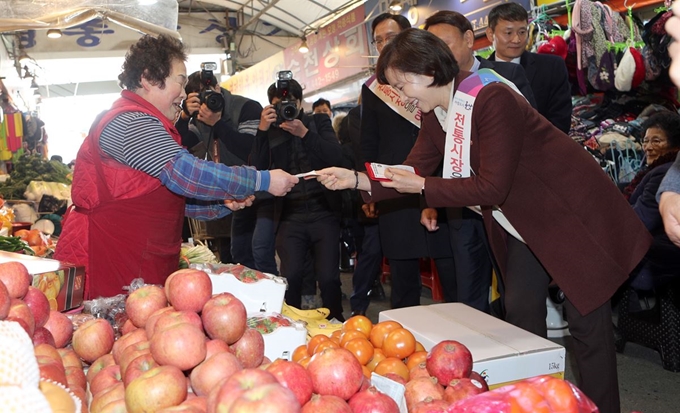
[261,322,307,361]
[379,303,565,388]
[207,272,286,314]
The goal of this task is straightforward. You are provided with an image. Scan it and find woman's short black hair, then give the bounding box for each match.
[371,13,411,35]
[376,28,458,87]
[487,3,529,31]
[424,10,473,34]
[118,35,187,91]
[643,112,680,148]
[267,78,303,103]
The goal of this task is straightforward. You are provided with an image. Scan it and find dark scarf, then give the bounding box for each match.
[623,149,680,200]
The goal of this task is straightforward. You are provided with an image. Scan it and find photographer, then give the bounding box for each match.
[176,66,264,267]
[250,74,348,321]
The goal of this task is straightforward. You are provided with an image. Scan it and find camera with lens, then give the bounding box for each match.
[198,62,225,113]
[274,70,300,125]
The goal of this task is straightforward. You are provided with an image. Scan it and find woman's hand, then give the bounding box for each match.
[225,195,255,211]
[380,167,425,194]
[420,208,439,231]
[316,167,370,191]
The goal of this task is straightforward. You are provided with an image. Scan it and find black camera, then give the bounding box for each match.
[274,70,300,125]
[198,62,224,113]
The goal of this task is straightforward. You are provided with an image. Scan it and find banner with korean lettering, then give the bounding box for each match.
[283,5,369,94]
[222,51,285,107]
[412,0,531,35]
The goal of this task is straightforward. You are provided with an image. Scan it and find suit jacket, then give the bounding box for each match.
[367,71,651,316]
[477,57,537,109]
[489,51,572,133]
[360,84,451,259]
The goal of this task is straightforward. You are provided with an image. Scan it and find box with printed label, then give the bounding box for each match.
[248,313,307,361]
[379,303,565,388]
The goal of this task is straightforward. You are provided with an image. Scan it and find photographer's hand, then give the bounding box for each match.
[183,92,201,120]
[258,105,277,132]
[280,119,308,138]
[197,104,222,126]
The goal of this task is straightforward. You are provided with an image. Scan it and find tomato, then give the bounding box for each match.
[292,344,310,363]
[344,337,375,365]
[307,334,330,354]
[374,357,410,382]
[366,348,386,371]
[406,350,428,371]
[369,321,402,348]
[314,339,340,354]
[382,328,416,359]
[342,315,373,337]
[340,329,367,347]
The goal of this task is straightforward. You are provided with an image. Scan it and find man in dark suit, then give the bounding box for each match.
[361,13,455,309]
[486,2,572,133]
[422,10,538,312]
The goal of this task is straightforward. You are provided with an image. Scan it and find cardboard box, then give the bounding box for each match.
[379,303,565,388]
[208,272,286,314]
[260,322,307,361]
[32,264,85,312]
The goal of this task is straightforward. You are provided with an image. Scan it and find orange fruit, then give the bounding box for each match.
[307,334,330,354]
[374,357,410,382]
[415,341,426,352]
[340,329,367,347]
[366,348,386,371]
[330,330,343,344]
[298,356,311,368]
[382,328,416,359]
[406,351,428,371]
[344,338,375,365]
[314,340,340,354]
[362,365,371,379]
[342,315,373,337]
[292,344,310,363]
[369,321,402,348]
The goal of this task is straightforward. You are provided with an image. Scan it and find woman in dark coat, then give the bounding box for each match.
[314,29,651,413]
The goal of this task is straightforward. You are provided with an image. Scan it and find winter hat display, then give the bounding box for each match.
[615,47,646,91]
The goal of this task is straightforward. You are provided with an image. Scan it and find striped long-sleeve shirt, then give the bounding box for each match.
[99,112,270,220]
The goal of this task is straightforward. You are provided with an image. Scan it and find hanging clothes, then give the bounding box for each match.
[4,112,24,152]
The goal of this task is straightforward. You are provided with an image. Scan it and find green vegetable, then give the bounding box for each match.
[0,236,33,254]
[0,155,72,200]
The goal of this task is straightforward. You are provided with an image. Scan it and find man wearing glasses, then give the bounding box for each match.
[486,2,572,133]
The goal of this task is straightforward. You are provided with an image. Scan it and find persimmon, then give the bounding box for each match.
[366,348,386,371]
[330,329,343,344]
[344,337,375,365]
[362,365,371,379]
[13,229,29,241]
[314,339,340,354]
[342,315,373,337]
[307,334,330,354]
[406,351,428,370]
[369,320,402,348]
[292,344,310,363]
[27,229,46,247]
[382,328,416,359]
[415,341,426,352]
[298,356,311,368]
[374,357,410,382]
[340,329,367,346]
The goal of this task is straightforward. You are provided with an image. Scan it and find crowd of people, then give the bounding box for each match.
[51,2,680,412]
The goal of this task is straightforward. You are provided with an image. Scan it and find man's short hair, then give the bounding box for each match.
[312,98,332,111]
[186,71,219,94]
[267,78,303,103]
[424,10,473,34]
[118,35,187,91]
[488,3,529,30]
[371,13,411,35]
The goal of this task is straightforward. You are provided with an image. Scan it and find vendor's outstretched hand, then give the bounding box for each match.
[380,167,425,194]
[268,169,299,196]
[225,195,255,211]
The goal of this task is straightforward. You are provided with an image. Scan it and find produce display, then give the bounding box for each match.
[0,261,605,413]
[0,156,72,200]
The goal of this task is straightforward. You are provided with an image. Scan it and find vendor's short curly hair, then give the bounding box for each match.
[643,112,680,148]
[118,35,187,91]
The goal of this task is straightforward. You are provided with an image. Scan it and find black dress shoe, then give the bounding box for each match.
[351,309,367,317]
[368,280,386,301]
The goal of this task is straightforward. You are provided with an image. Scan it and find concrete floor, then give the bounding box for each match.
[337,271,680,413]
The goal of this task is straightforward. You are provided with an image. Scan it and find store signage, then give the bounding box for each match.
[222,51,285,107]
[412,0,532,35]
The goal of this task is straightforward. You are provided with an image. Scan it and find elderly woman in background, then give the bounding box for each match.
[623,112,680,304]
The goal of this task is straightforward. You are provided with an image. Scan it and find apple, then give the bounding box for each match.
[307,348,363,400]
[112,327,148,364]
[119,340,151,377]
[301,394,352,413]
[145,305,175,334]
[72,318,115,363]
[8,298,35,337]
[201,293,247,344]
[205,338,231,359]
[150,322,207,371]
[23,286,50,327]
[0,279,11,319]
[43,310,73,348]
[57,348,83,370]
[87,353,115,384]
[90,381,125,413]
[34,343,62,363]
[181,394,208,411]
[125,365,188,413]
[153,310,203,336]
[32,326,56,347]
[69,386,88,413]
[90,364,122,397]
[121,318,138,335]
[36,354,68,387]
[123,352,159,387]
[230,328,265,368]
[229,383,301,413]
[189,351,243,397]
[266,359,314,406]
[0,261,31,299]
[157,405,204,413]
[208,368,279,412]
[65,365,87,391]
[98,398,128,413]
[165,269,212,313]
[126,284,168,328]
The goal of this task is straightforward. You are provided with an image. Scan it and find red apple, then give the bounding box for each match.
[72,318,115,363]
[32,326,56,346]
[90,382,125,413]
[121,318,138,335]
[87,353,115,384]
[181,394,208,411]
[123,353,159,387]
[301,394,352,413]
[8,298,35,337]
[229,383,301,413]
[43,310,73,348]
[90,364,122,397]
[230,327,264,368]
[145,305,175,335]
[444,377,486,404]
[112,327,148,364]
[0,261,31,299]
[208,368,279,412]
[34,343,61,363]
[0,279,12,319]
[65,365,87,391]
[307,347,363,400]
[201,293,246,344]
[266,358,314,406]
[126,284,168,328]
[36,354,68,387]
[404,377,445,412]
[150,322,207,371]
[157,406,204,413]
[348,386,399,413]
[125,365,188,413]
[70,386,89,413]
[153,310,203,335]
[189,351,243,397]
[426,340,473,385]
[23,286,50,327]
[58,348,83,370]
[205,338,231,359]
[165,269,212,312]
[119,340,151,377]
[98,398,128,413]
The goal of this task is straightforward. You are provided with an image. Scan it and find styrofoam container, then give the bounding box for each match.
[261,321,307,361]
